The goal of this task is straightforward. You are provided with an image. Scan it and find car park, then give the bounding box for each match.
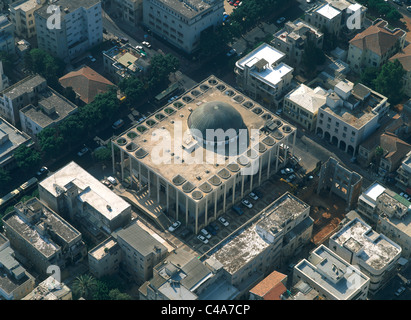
[77,146,89,157]
[200,228,211,239]
[168,221,181,232]
[241,199,253,208]
[218,216,229,226]
[249,192,258,200]
[197,234,209,244]
[36,166,49,177]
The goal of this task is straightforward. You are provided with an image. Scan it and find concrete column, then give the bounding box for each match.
[205,197,208,225]
[166,184,169,211]
[241,174,245,197]
[157,176,160,203]
[232,175,236,205]
[147,168,151,196]
[223,184,227,213]
[275,145,280,172]
[112,143,115,174]
[138,162,142,190]
[129,158,133,187]
[195,202,199,234]
[120,150,124,182]
[250,172,253,193]
[214,190,217,219]
[186,197,189,226]
[267,148,272,179]
[292,131,296,157]
[258,156,262,186]
[176,191,179,221]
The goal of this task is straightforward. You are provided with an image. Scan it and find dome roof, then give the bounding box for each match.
[188,101,247,142]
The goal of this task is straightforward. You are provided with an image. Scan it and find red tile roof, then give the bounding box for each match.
[249,271,287,300]
[59,66,114,104]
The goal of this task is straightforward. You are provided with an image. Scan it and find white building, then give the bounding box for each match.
[142,0,224,54]
[38,161,132,235]
[329,217,402,294]
[293,244,370,300]
[235,43,294,108]
[34,0,103,62]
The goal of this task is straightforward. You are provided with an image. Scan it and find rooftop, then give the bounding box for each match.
[23,276,71,300]
[35,0,100,19]
[316,3,341,20]
[249,270,287,300]
[153,0,215,20]
[295,245,369,300]
[10,0,44,12]
[236,43,293,88]
[0,118,32,166]
[39,161,130,221]
[285,84,327,114]
[1,75,46,100]
[330,218,401,270]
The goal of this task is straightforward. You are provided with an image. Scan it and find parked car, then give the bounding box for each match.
[285,168,294,174]
[232,205,244,216]
[77,146,89,157]
[88,55,96,62]
[218,216,229,227]
[205,225,217,236]
[253,190,263,198]
[36,166,49,177]
[200,228,211,239]
[241,199,253,208]
[276,17,286,24]
[197,234,209,244]
[395,286,406,296]
[287,174,296,182]
[107,176,117,185]
[226,48,237,57]
[249,192,258,200]
[142,41,151,48]
[112,119,124,130]
[407,5,411,11]
[168,220,181,232]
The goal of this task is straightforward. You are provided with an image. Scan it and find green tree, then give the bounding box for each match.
[108,289,132,300]
[0,51,15,78]
[92,279,110,300]
[14,145,41,172]
[37,126,65,158]
[302,40,326,76]
[93,146,112,163]
[0,167,11,194]
[373,59,406,105]
[72,274,97,300]
[360,67,379,88]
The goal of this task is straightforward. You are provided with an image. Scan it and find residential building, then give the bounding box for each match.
[142,0,224,54]
[0,61,9,92]
[59,65,115,105]
[88,237,121,279]
[112,76,297,234]
[116,222,170,285]
[139,247,239,300]
[283,84,328,131]
[235,43,294,108]
[0,75,48,126]
[347,19,406,73]
[209,192,313,298]
[317,157,363,209]
[271,18,323,69]
[390,44,411,98]
[329,217,402,294]
[22,276,72,300]
[9,0,46,39]
[293,244,370,300]
[288,280,320,300]
[0,14,15,55]
[396,150,411,191]
[103,43,150,84]
[19,86,78,141]
[112,0,142,27]
[249,271,288,300]
[35,0,103,62]
[38,161,132,235]
[0,117,32,170]
[2,197,87,277]
[305,3,343,35]
[315,80,389,156]
[356,181,387,223]
[0,235,35,300]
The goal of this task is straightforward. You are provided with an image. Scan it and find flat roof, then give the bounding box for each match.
[237,43,293,87]
[1,75,46,100]
[39,161,130,221]
[316,4,341,20]
[154,0,214,19]
[364,182,386,201]
[0,118,31,166]
[285,84,327,114]
[330,218,401,270]
[295,245,369,300]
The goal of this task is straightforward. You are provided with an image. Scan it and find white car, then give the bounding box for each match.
[249,192,258,200]
[241,199,253,208]
[136,45,143,50]
[285,168,294,174]
[200,228,211,239]
[197,234,209,244]
[142,41,151,48]
[107,176,117,185]
[218,216,229,227]
[168,221,181,232]
[77,146,89,157]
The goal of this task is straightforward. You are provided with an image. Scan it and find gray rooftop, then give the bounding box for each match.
[154,0,215,19]
[1,75,46,100]
[0,247,31,296]
[0,118,32,166]
[35,0,101,19]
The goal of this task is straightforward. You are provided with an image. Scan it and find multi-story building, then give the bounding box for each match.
[305,3,343,35]
[39,161,132,236]
[293,244,370,300]
[395,150,411,190]
[112,0,142,27]
[347,19,406,73]
[103,43,150,84]
[19,86,78,141]
[88,237,121,279]
[142,0,224,54]
[9,0,46,39]
[22,276,72,300]
[235,43,294,108]
[283,84,328,131]
[116,222,169,285]
[0,233,35,300]
[356,181,387,223]
[329,217,402,294]
[0,14,15,55]
[315,80,389,156]
[2,197,87,277]
[35,0,103,62]
[0,117,33,170]
[0,75,48,126]
[0,61,10,92]
[112,76,297,234]
[272,19,323,69]
[209,192,313,298]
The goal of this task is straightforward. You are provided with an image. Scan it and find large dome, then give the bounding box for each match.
[187,101,247,143]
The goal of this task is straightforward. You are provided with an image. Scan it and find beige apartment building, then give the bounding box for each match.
[112,0,142,26]
[142,0,224,54]
[283,84,328,131]
[396,150,411,190]
[9,0,46,39]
